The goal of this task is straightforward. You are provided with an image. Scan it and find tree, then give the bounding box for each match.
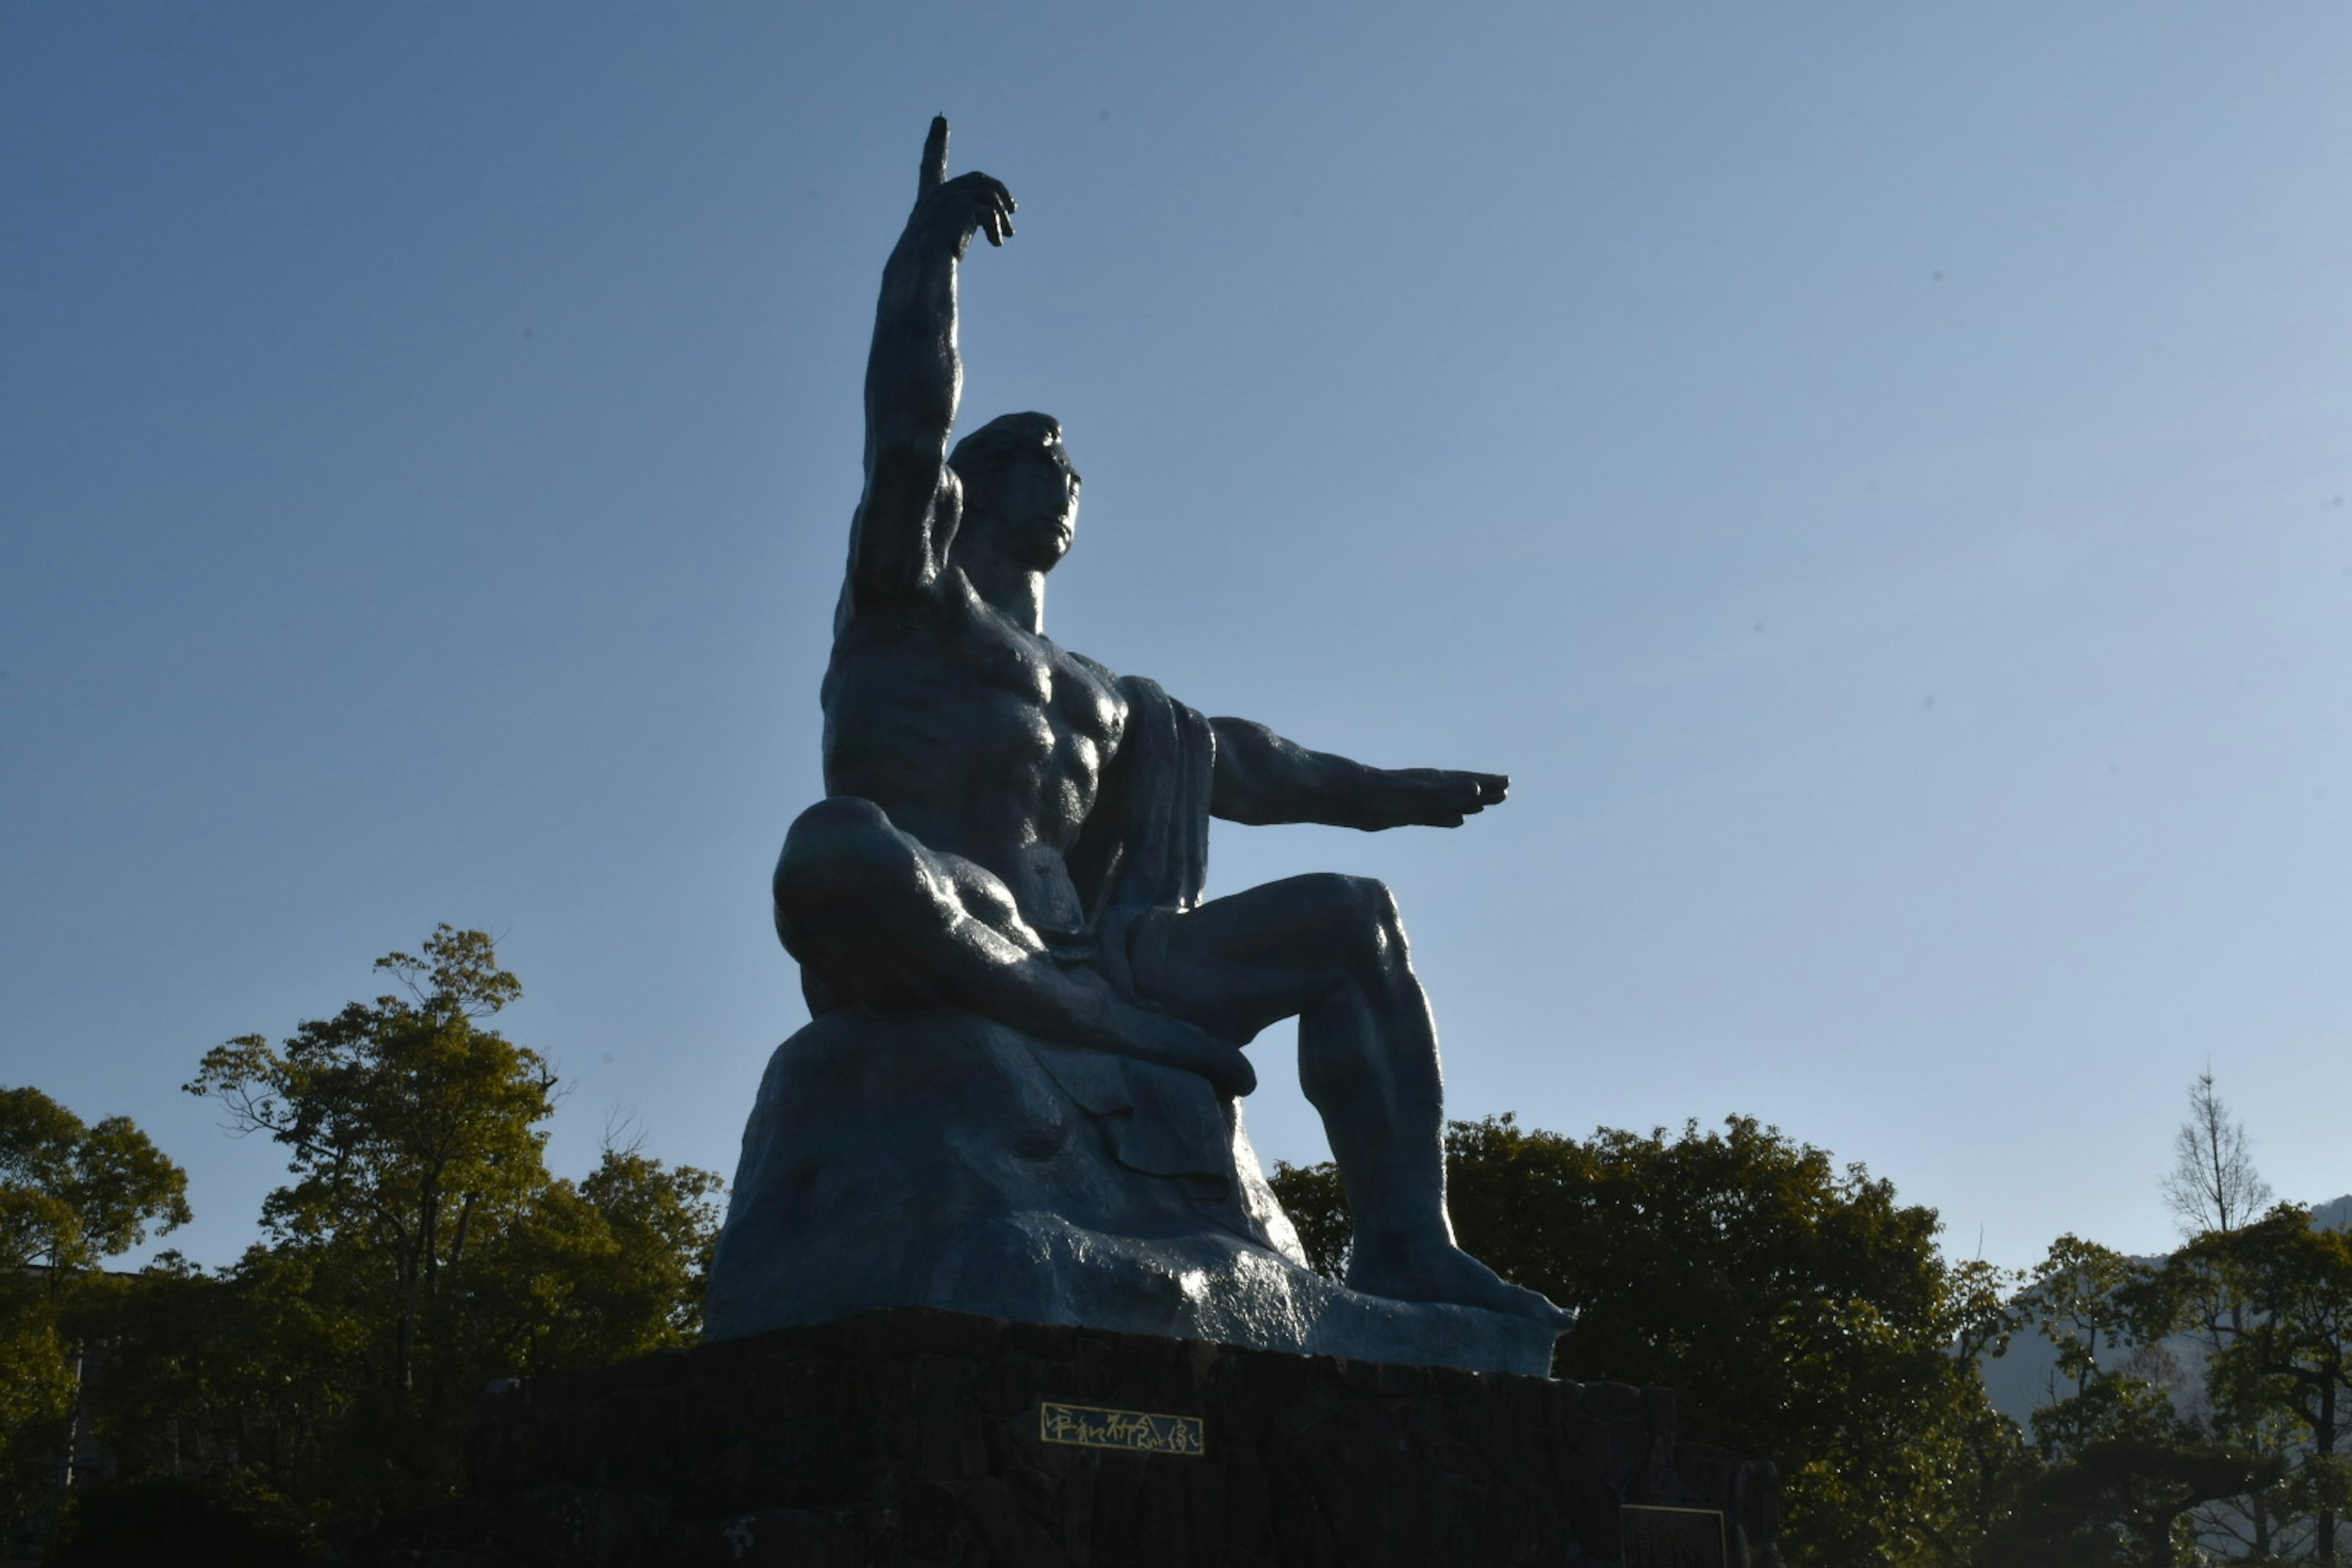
[1979,1437,2282,1568]
[184,924,555,1408]
[86,925,733,1539]
[0,1273,78,1556]
[1276,1114,2029,1567]
[2154,1069,2297,1559]
[2163,1069,2272,1239]
[1989,1234,2288,1566]
[1,1085,190,1280]
[2154,1205,2352,1562]
[60,1256,326,1515]
[0,1089,188,1551]
[439,1145,725,1378]
[2010,1236,2168,1460]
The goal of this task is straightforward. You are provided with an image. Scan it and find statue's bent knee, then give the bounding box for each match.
[772,795,923,969]
[1290,873,1408,971]
[1335,873,1401,929]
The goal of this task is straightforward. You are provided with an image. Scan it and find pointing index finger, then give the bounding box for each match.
[920,116,949,197]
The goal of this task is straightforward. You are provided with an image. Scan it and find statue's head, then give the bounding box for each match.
[951,412,1081,571]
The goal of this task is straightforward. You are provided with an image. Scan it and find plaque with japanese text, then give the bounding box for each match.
[1037,1400,1206,1457]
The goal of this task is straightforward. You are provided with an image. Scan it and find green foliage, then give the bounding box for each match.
[2147,1203,2352,1559]
[1986,1232,2286,1566]
[36,925,733,1544]
[1275,1114,2030,1567]
[1267,1158,1348,1280]
[0,1089,189,1550]
[2010,1235,2172,1460]
[1,1085,190,1276]
[1979,1437,2282,1567]
[437,1147,726,1379]
[60,1257,341,1519]
[0,1274,77,1553]
[184,923,556,1403]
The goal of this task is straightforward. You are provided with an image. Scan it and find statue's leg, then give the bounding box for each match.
[1137,875,1568,1325]
[774,795,1065,1008]
[777,795,953,1011]
[772,798,1254,1092]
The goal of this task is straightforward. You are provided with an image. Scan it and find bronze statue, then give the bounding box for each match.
[709,121,1566,1368]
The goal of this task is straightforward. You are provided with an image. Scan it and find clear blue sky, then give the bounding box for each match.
[5,3,2348,1279]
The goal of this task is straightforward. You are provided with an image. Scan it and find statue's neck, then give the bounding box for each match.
[961,549,1046,634]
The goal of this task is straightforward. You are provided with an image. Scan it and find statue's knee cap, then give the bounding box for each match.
[787,794,893,844]
[777,796,928,928]
[1338,874,1400,924]
[781,797,900,874]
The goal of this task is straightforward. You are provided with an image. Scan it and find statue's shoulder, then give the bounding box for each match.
[831,567,986,649]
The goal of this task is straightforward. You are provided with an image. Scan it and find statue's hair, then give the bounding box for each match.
[949,412,1063,514]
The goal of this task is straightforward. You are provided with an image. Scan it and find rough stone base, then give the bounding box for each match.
[704,1009,1563,1377]
[351,1308,1781,1567]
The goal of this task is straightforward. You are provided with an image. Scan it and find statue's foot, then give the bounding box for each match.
[1346,1243,1575,1330]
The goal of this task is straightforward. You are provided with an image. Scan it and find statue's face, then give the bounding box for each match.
[975,441,1082,570]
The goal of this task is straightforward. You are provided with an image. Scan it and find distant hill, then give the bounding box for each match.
[1979,1195,2352,1428]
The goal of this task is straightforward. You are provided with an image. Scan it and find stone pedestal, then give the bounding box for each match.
[404,1308,1779,1567]
[704,1011,1561,1377]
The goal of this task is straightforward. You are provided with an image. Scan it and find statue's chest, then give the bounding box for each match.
[827,601,1124,781]
[956,620,1121,756]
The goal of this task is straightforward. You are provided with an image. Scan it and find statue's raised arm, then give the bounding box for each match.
[846,118,1017,608]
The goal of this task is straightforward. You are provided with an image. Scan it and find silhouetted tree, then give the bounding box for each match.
[0,1087,188,1551]
[36,927,723,1554]
[1276,1113,2028,1567]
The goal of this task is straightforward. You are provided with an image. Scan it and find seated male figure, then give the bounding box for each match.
[775,120,1563,1327]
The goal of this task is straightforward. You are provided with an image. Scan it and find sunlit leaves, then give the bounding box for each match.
[0,1087,189,1275]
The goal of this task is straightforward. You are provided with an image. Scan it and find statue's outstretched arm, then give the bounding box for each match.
[846,118,1017,607]
[1208,716,1507,831]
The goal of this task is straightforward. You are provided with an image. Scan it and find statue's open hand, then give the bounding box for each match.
[911,116,1015,258]
[1360,768,1509,831]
